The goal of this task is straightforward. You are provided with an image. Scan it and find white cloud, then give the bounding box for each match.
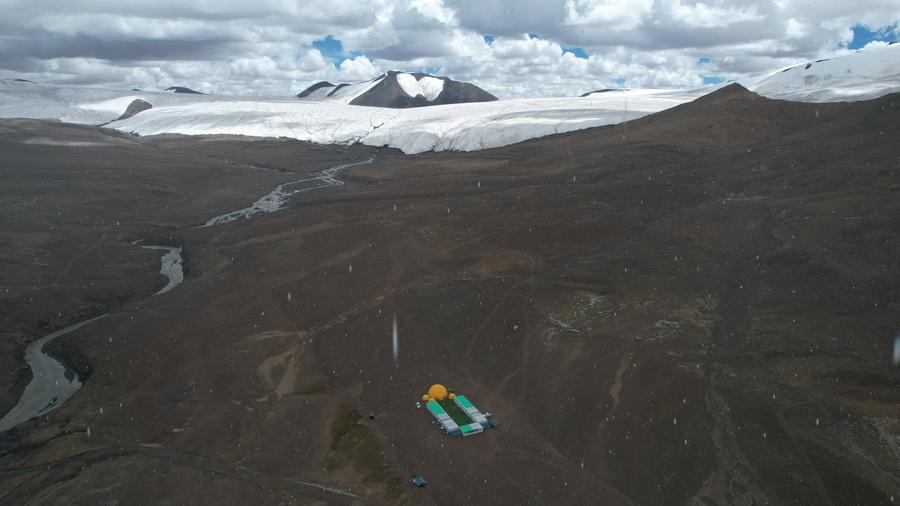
[333,56,382,82]
[785,18,807,39]
[863,39,895,49]
[564,0,654,30]
[294,50,326,72]
[410,0,459,26]
[664,1,763,29]
[0,0,897,98]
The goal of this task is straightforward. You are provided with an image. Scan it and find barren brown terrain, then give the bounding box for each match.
[1,85,899,505]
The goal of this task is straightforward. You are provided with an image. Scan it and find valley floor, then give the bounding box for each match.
[1,86,898,505]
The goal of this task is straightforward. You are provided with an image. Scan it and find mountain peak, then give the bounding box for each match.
[692,82,756,103]
[296,72,497,108]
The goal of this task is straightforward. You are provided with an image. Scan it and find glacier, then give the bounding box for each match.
[1,45,897,155]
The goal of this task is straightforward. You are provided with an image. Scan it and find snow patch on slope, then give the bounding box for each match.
[301,76,385,103]
[396,73,444,101]
[302,85,336,100]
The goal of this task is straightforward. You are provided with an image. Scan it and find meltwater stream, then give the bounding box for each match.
[203,158,373,226]
[0,157,373,432]
[0,315,108,432]
[139,245,183,295]
[0,245,183,433]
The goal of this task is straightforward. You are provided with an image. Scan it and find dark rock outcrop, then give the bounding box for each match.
[165,86,205,94]
[296,81,335,98]
[350,71,497,108]
[580,88,628,97]
[115,98,152,120]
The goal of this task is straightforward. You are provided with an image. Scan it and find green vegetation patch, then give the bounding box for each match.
[326,403,404,498]
[298,382,331,396]
[437,398,473,427]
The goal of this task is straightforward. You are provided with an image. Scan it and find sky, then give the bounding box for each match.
[0,0,898,98]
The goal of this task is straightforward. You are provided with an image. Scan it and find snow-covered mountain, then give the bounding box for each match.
[165,86,205,94]
[0,79,220,124]
[296,76,382,103]
[744,43,900,102]
[1,45,897,154]
[580,44,900,103]
[296,71,498,108]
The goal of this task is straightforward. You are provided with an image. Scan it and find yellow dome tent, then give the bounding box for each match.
[427,384,448,400]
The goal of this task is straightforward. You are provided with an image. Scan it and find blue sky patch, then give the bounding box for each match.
[311,35,362,66]
[563,47,588,59]
[312,35,343,60]
[699,57,710,64]
[613,78,625,86]
[702,76,725,85]
[528,32,541,39]
[483,35,495,45]
[846,23,898,49]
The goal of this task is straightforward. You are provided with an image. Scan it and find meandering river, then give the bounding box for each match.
[0,157,372,432]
